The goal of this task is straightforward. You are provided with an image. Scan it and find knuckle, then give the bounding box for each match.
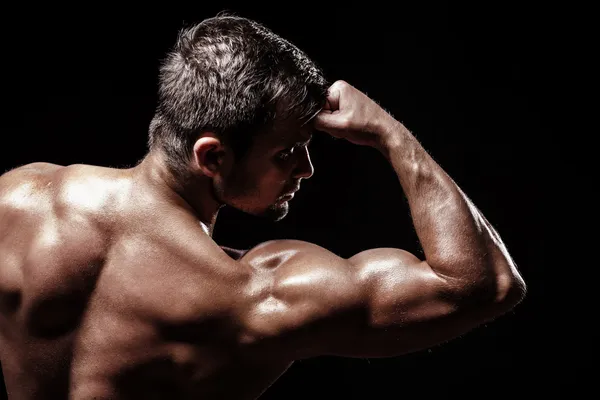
[332,80,349,91]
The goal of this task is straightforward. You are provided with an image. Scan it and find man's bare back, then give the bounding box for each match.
[0,162,313,399]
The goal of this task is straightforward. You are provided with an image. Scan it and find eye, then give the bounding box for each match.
[277,149,294,161]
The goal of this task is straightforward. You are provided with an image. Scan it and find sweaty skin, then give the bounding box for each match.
[0,81,525,399]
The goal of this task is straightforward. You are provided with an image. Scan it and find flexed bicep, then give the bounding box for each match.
[236,243,518,360]
[299,247,466,358]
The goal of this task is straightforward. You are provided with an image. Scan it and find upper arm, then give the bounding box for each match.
[237,245,513,360]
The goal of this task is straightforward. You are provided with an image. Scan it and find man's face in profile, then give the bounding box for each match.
[214,120,315,221]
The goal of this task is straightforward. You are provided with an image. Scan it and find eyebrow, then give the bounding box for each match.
[293,130,316,146]
[276,130,314,149]
[294,135,313,147]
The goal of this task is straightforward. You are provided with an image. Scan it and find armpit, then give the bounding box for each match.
[220,246,249,261]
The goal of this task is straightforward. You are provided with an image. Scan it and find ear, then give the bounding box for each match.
[191,135,230,177]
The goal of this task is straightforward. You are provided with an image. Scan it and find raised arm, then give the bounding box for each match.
[236,81,525,359]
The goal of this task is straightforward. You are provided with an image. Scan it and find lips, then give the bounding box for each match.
[280,189,298,200]
[283,186,300,197]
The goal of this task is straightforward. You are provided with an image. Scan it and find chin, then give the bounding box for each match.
[262,203,289,222]
[229,200,289,222]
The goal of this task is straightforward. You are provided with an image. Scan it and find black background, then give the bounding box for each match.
[0,1,582,399]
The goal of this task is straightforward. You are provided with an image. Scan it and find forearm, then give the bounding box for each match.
[376,120,523,297]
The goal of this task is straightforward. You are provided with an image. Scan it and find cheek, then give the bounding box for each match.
[233,158,290,197]
[257,170,290,199]
[228,166,272,197]
[257,170,286,194]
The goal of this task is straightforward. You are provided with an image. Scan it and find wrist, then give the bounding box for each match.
[372,116,410,156]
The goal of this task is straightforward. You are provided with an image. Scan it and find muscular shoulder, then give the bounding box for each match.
[0,163,61,212]
[0,162,128,289]
[1,162,131,224]
[235,240,359,342]
[241,239,354,308]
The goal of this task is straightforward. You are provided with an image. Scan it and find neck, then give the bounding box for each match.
[131,149,223,236]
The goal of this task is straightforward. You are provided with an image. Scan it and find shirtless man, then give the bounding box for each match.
[0,14,526,400]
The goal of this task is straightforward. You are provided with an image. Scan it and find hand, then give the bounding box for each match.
[314,80,397,148]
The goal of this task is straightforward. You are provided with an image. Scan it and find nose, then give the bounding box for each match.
[293,146,314,180]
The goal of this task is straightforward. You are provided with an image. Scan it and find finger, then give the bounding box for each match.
[324,86,341,112]
[313,110,338,132]
[314,116,345,140]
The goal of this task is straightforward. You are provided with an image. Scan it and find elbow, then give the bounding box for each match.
[453,268,526,314]
[486,271,527,318]
[496,271,527,307]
